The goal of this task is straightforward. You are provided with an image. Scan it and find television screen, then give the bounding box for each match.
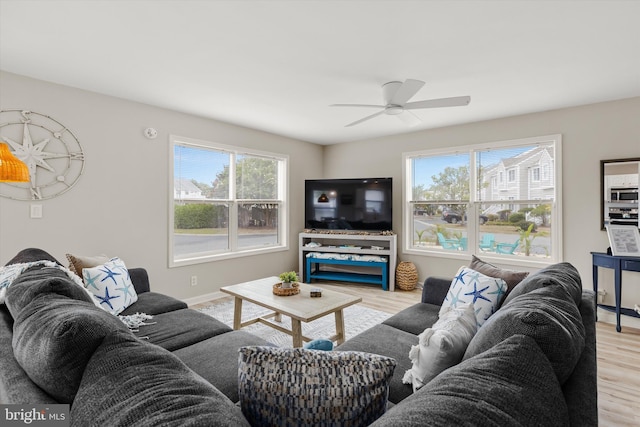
[304,178,392,232]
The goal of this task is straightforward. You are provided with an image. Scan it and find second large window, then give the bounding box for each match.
[405,135,561,264]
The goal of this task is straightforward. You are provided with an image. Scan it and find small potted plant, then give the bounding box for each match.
[279,271,299,289]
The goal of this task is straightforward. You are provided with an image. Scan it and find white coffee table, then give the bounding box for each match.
[220,276,362,347]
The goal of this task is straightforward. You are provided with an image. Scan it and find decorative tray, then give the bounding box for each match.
[273,282,300,296]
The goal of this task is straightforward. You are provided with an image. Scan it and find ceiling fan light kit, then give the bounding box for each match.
[331,79,471,127]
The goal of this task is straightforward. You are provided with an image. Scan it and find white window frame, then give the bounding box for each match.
[402,134,562,268]
[169,135,289,267]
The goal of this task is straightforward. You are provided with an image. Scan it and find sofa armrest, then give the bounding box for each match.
[129,268,150,294]
[421,276,451,306]
[562,289,598,426]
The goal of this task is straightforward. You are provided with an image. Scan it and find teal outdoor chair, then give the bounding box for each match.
[459,237,468,251]
[496,239,519,254]
[479,234,495,251]
[437,232,460,250]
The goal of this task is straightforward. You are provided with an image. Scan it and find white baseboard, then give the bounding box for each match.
[183,291,228,307]
[597,307,640,330]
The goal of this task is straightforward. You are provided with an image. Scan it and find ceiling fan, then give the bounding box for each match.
[331,79,471,127]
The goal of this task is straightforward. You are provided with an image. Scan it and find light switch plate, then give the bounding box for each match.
[30,204,43,218]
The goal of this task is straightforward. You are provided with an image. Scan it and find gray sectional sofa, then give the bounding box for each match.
[0,248,597,426]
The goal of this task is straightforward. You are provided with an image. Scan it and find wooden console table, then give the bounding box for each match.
[591,252,640,332]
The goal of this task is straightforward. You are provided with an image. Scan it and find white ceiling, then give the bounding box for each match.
[1,0,639,145]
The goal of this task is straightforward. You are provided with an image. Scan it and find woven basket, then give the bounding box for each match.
[396,261,418,291]
[273,282,300,296]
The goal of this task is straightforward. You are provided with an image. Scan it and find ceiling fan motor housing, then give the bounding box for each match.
[382,81,403,105]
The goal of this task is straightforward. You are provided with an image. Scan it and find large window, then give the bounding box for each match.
[170,136,288,266]
[404,134,562,265]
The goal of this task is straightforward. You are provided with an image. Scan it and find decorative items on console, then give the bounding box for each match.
[303,228,395,236]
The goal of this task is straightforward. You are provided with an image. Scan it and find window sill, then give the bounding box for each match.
[403,247,558,270]
[170,244,289,268]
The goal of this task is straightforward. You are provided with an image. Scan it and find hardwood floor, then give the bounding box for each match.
[596,322,640,426]
[194,282,640,426]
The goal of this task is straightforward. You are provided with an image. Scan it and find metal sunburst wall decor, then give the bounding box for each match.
[0,110,85,200]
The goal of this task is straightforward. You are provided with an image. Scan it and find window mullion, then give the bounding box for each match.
[468,149,478,251]
[228,153,238,252]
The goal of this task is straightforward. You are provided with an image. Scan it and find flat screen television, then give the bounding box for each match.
[304,178,392,232]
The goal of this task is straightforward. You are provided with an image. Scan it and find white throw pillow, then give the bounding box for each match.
[440,266,507,327]
[83,257,138,315]
[402,303,477,392]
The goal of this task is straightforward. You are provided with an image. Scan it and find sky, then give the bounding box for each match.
[412,145,534,188]
[176,141,535,188]
[174,145,228,185]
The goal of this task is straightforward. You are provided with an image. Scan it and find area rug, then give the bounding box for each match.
[197,299,392,348]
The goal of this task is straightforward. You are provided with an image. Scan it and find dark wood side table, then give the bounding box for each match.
[591,252,640,332]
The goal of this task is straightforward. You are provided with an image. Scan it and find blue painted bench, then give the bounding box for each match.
[305,253,389,291]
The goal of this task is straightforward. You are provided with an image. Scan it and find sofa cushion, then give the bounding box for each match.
[469,254,529,297]
[421,276,451,306]
[174,330,274,403]
[502,262,582,307]
[12,296,130,403]
[135,308,232,351]
[128,267,151,294]
[0,306,58,404]
[440,266,507,327]
[563,290,599,427]
[71,329,250,427]
[83,257,138,315]
[370,334,570,427]
[120,291,187,316]
[334,323,416,404]
[4,248,62,266]
[402,303,477,392]
[66,253,110,277]
[463,286,585,384]
[382,302,440,335]
[5,266,95,318]
[238,346,396,427]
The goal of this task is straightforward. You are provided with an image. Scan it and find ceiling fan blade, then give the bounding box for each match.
[330,104,385,108]
[345,110,386,127]
[397,110,422,127]
[390,79,425,106]
[404,96,471,110]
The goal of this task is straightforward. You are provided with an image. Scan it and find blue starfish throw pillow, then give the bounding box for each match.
[440,266,507,327]
[83,257,138,315]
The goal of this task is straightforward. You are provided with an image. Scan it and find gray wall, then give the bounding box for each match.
[0,71,323,300]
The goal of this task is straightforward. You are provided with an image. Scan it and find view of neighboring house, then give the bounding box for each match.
[481,146,554,215]
[174,178,205,201]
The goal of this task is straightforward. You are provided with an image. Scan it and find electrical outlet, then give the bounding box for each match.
[190,275,198,286]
